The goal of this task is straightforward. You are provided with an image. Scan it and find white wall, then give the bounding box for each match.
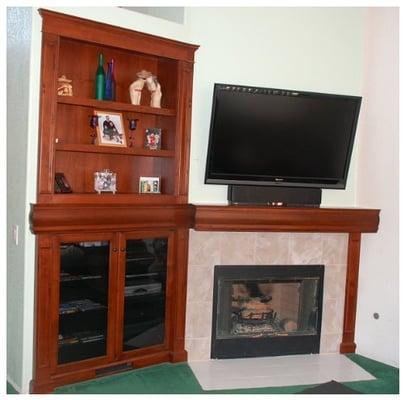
[7,6,398,392]
[7,7,33,393]
[355,8,399,367]
[186,7,364,206]
[121,7,185,24]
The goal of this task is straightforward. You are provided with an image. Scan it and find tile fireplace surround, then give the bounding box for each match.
[185,231,348,360]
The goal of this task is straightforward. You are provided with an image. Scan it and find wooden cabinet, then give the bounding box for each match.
[56,232,174,366]
[30,9,198,393]
[57,235,113,366]
[117,232,174,358]
[37,9,197,204]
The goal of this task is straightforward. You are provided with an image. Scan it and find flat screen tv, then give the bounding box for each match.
[205,83,361,192]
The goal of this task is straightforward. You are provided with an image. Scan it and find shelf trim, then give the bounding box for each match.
[57,96,176,116]
[55,143,175,158]
[193,205,380,233]
[30,203,195,233]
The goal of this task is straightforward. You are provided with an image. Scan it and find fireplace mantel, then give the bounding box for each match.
[191,205,380,354]
[193,205,379,233]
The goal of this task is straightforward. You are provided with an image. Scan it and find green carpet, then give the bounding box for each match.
[343,354,399,394]
[6,382,18,394]
[54,353,398,394]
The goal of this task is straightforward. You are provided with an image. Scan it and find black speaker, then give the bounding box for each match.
[227,185,321,207]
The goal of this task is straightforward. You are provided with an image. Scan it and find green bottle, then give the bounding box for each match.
[95,53,105,100]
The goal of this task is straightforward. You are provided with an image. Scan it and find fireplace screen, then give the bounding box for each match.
[211,265,324,359]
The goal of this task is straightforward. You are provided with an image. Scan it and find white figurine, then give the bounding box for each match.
[129,77,145,105]
[146,75,162,108]
[129,70,151,105]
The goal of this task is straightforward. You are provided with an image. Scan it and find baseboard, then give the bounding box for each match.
[170,349,188,363]
[340,342,356,353]
[7,375,21,394]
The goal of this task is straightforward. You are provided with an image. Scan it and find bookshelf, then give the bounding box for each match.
[30,9,198,393]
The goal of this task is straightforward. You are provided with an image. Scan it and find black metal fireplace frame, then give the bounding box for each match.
[211,265,324,359]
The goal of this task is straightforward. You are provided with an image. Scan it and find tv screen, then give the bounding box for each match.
[205,84,361,189]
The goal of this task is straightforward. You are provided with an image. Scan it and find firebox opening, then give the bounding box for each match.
[211,265,324,359]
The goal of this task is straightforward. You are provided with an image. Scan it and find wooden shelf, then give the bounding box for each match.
[57,96,176,116]
[30,203,195,233]
[55,143,175,158]
[36,193,185,206]
[32,203,380,234]
[193,205,380,233]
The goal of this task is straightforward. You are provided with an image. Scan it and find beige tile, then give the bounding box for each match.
[185,301,213,339]
[185,338,211,361]
[322,234,348,265]
[323,264,347,301]
[289,233,323,264]
[185,232,348,360]
[187,265,214,302]
[254,232,290,264]
[188,230,221,267]
[219,232,255,265]
[320,333,342,354]
[322,298,345,334]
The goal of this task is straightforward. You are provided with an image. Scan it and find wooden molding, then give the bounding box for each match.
[340,232,362,353]
[39,9,199,62]
[30,203,195,233]
[193,205,380,233]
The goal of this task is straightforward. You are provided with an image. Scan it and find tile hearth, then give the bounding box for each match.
[188,354,375,390]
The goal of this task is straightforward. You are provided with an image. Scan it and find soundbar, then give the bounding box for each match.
[228,185,322,207]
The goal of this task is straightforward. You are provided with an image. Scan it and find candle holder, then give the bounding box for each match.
[128,118,138,131]
[127,118,139,147]
[89,115,100,144]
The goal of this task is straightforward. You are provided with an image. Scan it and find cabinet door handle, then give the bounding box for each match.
[121,248,126,252]
[112,248,118,252]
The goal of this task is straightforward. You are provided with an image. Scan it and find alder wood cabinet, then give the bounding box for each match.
[30,9,198,393]
[29,9,380,394]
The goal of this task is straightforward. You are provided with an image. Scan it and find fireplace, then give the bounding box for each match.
[211,265,324,359]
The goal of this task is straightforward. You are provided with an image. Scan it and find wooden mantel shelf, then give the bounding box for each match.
[31,203,380,234]
[193,205,380,233]
[30,203,195,233]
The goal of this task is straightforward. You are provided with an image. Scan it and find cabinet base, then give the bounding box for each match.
[170,349,188,362]
[340,341,357,353]
[31,350,185,393]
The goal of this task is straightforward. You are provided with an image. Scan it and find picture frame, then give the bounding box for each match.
[144,128,162,150]
[139,176,160,194]
[95,110,127,147]
[94,169,117,194]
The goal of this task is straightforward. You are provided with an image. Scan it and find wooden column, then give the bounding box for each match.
[170,228,190,362]
[340,232,362,353]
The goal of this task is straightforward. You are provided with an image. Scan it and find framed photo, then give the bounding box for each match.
[144,128,162,150]
[95,110,127,147]
[139,177,160,194]
[94,169,117,194]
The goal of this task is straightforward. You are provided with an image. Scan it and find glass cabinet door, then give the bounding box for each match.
[122,237,168,352]
[58,240,110,364]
